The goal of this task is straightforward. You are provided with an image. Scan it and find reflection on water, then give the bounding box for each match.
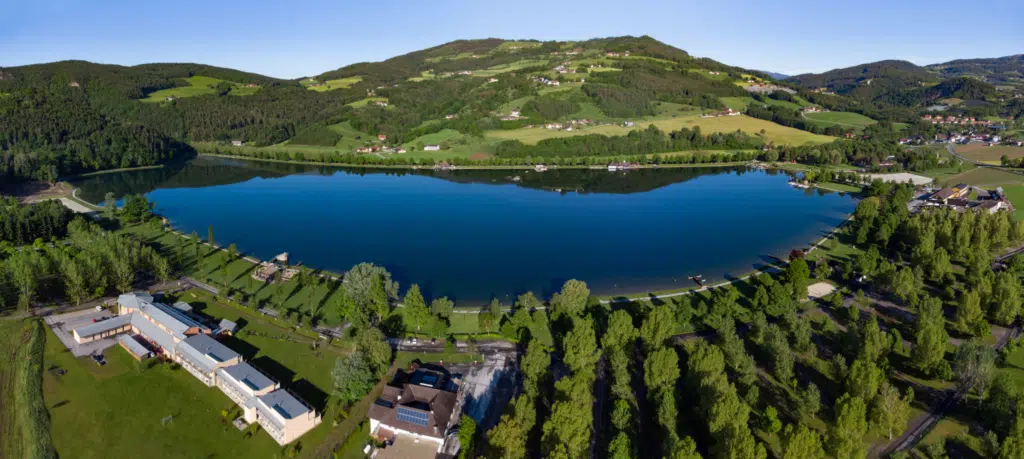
[72,156,858,303]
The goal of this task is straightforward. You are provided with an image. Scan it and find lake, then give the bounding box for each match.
[73,157,858,304]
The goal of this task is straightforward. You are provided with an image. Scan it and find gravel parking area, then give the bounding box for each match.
[866,173,934,186]
[452,352,517,430]
[43,308,119,357]
[807,281,837,300]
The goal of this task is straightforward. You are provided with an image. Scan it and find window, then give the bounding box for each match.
[396,407,429,427]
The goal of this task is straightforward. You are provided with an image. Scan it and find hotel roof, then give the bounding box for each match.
[130,313,176,352]
[258,389,313,426]
[221,362,276,393]
[117,334,152,359]
[72,314,131,338]
[177,334,239,374]
[141,301,206,336]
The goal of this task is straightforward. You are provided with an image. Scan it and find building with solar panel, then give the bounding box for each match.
[367,363,462,457]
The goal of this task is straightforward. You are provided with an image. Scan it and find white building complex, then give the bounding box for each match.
[71,292,321,445]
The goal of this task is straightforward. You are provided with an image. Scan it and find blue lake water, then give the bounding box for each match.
[73,157,857,304]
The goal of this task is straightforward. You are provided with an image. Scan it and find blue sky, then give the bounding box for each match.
[2,0,1021,79]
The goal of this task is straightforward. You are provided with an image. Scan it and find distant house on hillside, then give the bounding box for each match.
[246,83,259,88]
[423,145,441,151]
[231,140,243,147]
[378,134,387,141]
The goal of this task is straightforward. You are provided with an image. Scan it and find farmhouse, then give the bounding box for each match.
[231,140,243,147]
[378,134,387,141]
[70,293,321,445]
[368,364,461,456]
[423,145,441,151]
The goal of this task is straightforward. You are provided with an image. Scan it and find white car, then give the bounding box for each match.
[95,305,104,312]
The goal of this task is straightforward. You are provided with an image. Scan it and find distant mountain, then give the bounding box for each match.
[926,54,1024,87]
[787,60,937,95]
[759,71,790,80]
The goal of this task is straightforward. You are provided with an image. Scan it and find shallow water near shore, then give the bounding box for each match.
[73,157,857,304]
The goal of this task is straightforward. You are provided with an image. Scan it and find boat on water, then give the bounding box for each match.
[788,180,810,189]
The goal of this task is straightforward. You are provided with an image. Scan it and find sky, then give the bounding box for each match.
[2,0,1022,79]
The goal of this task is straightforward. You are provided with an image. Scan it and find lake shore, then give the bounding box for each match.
[198,152,753,171]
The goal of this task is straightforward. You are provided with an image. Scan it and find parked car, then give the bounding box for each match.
[95,305,104,312]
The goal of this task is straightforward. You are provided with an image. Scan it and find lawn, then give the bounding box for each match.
[402,129,466,148]
[484,114,834,146]
[141,76,259,102]
[937,167,1024,188]
[1003,185,1024,220]
[955,144,1024,162]
[119,223,350,325]
[303,76,363,92]
[803,111,877,129]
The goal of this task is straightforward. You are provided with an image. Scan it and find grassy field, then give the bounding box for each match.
[302,76,363,92]
[0,320,55,459]
[347,97,388,108]
[141,76,258,102]
[955,144,1024,162]
[402,129,466,148]
[1003,185,1024,220]
[484,114,834,146]
[804,111,877,129]
[937,167,1024,188]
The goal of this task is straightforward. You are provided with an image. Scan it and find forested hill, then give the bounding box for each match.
[927,54,1024,86]
[787,60,938,97]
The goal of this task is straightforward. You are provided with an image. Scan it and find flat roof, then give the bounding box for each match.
[141,301,206,336]
[130,313,176,352]
[178,334,239,373]
[72,314,131,338]
[221,362,276,392]
[258,389,311,422]
[118,334,152,358]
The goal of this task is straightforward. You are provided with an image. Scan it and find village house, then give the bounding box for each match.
[368,364,461,456]
[70,293,322,444]
[445,114,458,120]
[423,145,441,151]
[378,134,387,141]
[373,100,389,107]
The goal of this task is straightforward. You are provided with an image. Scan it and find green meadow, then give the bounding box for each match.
[141,76,259,102]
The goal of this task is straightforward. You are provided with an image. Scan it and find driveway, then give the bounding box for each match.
[43,308,120,357]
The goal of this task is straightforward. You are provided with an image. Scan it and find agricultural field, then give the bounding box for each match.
[471,59,550,78]
[402,129,466,148]
[302,76,363,92]
[484,114,834,146]
[141,76,259,102]
[937,167,1024,188]
[955,143,1024,163]
[803,111,878,129]
[1003,185,1024,220]
[408,71,436,82]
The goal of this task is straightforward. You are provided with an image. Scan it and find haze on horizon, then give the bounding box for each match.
[2,0,1022,79]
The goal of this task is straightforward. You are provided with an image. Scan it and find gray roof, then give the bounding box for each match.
[72,314,131,338]
[130,313,177,352]
[218,319,238,333]
[140,301,206,336]
[177,334,239,374]
[258,389,312,424]
[117,292,154,310]
[118,334,152,359]
[220,362,276,392]
[172,301,193,313]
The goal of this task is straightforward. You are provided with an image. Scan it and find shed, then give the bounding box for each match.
[219,319,239,335]
[173,301,193,313]
[118,335,153,360]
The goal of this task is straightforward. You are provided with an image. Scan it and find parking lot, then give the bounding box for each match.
[43,307,119,357]
[451,352,517,430]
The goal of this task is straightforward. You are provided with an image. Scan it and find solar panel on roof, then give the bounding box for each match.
[396,407,429,427]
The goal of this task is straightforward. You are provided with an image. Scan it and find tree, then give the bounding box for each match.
[1001,410,1024,459]
[858,317,891,363]
[487,396,535,459]
[640,306,674,353]
[955,289,987,336]
[764,324,795,383]
[356,328,392,379]
[913,296,949,374]
[457,415,477,459]
[781,423,825,459]
[103,192,117,219]
[761,406,782,434]
[871,383,913,440]
[8,250,43,309]
[520,341,549,398]
[552,279,589,319]
[990,271,1022,326]
[644,347,680,393]
[563,318,599,376]
[828,394,868,459]
[223,243,237,284]
[793,382,821,421]
[342,263,398,309]
[402,285,430,331]
[430,297,455,319]
[603,309,637,349]
[121,194,152,222]
[953,340,997,406]
[331,351,375,404]
[846,358,884,400]
[929,247,951,282]
[785,258,811,300]
[790,315,813,353]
